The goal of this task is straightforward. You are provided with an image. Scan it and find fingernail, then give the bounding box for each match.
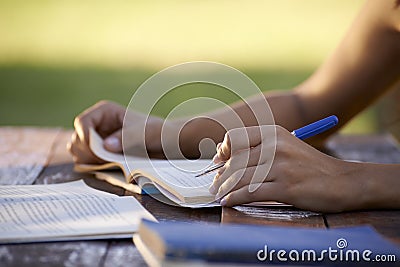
[220,197,227,206]
[212,154,220,163]
[209,184,217,194]
[215,189,224,200]
[216,142,222,150]
[104,137,121,151]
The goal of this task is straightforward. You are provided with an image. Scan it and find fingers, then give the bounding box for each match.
[210,138,275,194]
[210,125,280,198]
[67,132,105,164]
[220,182,285,207]
[74,100,126,146]
[215,127,257,163]
[73,103,104,144]
[104,129,123,153]
[214,163,274,199]
[70,101,127,163]
[214,125,276,163]
[212,142,222,163]
[210,145,260,193]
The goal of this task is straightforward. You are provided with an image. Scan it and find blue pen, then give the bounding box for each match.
[291,115,338,140]
[195,115,338,177]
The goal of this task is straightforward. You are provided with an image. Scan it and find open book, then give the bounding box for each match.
[76,130,287,208]
[0,180,156,243]
[75,129,219,208]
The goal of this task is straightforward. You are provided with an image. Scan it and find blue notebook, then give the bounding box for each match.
[135,219,400,266]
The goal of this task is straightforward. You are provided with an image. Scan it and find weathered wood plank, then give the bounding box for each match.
[102,241,146,267]
[34,129,89,184]
[327,134,400,163]
[0,129,112,267]
[222,206,325,228]
[129,193,221,223]
[0,127,60,185]
[0,242,108,267]
[34,130,125,196]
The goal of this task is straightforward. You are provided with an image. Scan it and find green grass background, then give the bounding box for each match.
[0,0,376,132]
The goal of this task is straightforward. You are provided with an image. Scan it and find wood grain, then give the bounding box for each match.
[0,129,112,267]
[0,241,108,267]
[34,129,88,184]
[132,194,221,223]
[0,127,60,185]
[102,240,147,267]
[326,134,400,164]
[34,129,125,196]
[222,206,325,228]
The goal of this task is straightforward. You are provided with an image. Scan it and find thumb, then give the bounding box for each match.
[215,133,232,163]
[104,129,122,152]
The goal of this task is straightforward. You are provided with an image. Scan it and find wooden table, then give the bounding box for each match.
[1,127,399,266]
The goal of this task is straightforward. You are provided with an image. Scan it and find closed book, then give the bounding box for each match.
[134,219,400,266]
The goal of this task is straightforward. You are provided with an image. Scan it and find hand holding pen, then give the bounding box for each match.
[199,116,349,212]
[196,115,338,177]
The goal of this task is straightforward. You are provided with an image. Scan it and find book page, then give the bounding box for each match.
[137,167,287,207]
[149,182,220,208]
[138,166,215,199]
[152,167,214,189]
[88,128,213,172]
[88,129,220,206]
[93,170,142,194]
[0,180,156,243]
[89,128,147,164]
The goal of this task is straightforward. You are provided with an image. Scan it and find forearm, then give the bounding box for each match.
[177,91,305,157]
[278,0,400,146]
[177,0,400,157]
[340,161,400,211]
[295,0,400,128]
[361,163,400,210]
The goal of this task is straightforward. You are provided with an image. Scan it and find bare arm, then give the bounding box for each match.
[294,0,400,143]
[181,0,400,155]
[70,1,400,163]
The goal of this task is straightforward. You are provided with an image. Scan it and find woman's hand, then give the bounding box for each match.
[209,125,365,213]
[67,100,165,164]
